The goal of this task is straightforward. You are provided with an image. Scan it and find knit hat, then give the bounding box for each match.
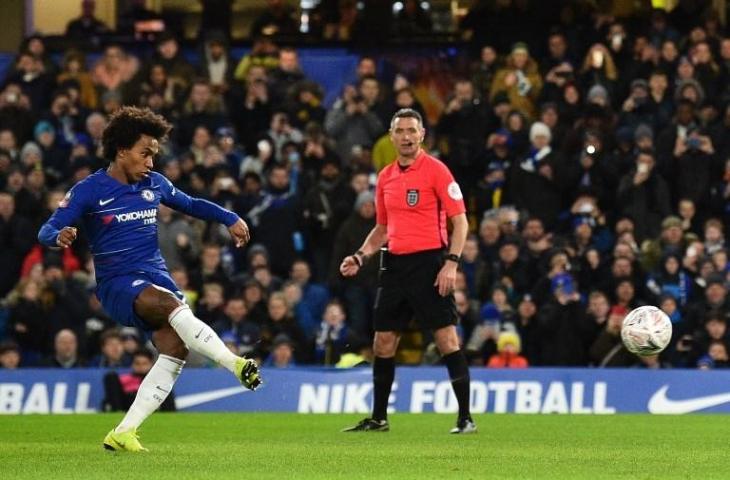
[529,122,552,143]
[33,120,54,138]
[354,190,374,211]
[630,78,649,91]
[20,142,42,161]
[497,331,522,353]
[587,84,609,104]
[634,123,654,142]
[273,333,294,348]
[480,303,501,323]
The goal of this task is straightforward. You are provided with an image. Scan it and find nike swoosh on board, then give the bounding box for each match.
[175,386,249,410]
[647,385,730,414]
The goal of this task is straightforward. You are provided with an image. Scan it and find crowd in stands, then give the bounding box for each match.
[2,0,730,372]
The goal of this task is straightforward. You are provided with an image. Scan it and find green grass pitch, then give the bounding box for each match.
[1,413,728,479]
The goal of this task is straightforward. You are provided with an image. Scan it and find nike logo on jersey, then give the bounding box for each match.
[99,197,115,206]
[648,385,730,413]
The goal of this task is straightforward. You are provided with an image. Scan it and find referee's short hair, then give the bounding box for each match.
[390,108,424,130]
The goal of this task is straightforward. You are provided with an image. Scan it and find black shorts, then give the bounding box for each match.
[373,248,457,332]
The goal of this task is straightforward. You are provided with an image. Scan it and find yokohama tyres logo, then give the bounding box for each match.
[103,208,158,225]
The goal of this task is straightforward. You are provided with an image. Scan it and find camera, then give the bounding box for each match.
[352,94,365,104]
[686,137,701,150]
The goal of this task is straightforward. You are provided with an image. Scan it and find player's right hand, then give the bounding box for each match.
[339,255,360,277]
[56,227,77,248]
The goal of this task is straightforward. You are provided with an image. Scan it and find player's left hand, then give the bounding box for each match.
[434,262,458,297]
[228,218,250,248]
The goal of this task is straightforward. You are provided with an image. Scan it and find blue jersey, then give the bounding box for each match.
[38,169,238,282]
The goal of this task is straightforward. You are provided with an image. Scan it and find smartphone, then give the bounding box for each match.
[637,163,649,174]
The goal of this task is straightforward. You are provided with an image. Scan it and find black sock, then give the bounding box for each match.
[443,350,471,420]
[372,356,395,421]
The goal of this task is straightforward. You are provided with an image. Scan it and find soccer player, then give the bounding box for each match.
[38,106,261,452]
[340,108,475,434]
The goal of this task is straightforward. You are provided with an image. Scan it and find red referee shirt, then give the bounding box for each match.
[375,150,466,254]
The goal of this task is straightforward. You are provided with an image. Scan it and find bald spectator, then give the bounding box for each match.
[45,329,85,368]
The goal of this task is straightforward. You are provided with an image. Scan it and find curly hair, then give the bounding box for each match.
[102,106,171,160]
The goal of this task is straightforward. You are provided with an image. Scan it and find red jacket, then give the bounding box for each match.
[487,353,529,368]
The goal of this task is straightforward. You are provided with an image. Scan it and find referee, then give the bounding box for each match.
[340,108,475,434]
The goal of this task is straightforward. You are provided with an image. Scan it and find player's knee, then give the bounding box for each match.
[373,332,398,357]
[434,327,460,355]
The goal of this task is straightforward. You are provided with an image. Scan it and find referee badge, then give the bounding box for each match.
[406,189,419,206]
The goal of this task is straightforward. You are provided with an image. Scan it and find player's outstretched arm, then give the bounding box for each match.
[158,173,249,247]
[38,185,88,248]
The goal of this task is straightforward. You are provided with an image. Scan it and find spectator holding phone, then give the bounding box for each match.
[617,149,671,242]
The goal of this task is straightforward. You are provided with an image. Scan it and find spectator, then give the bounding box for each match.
[233,36,279,82]
[0,341,21,369]
[199,33,235,94]
[92,329,132,368]
[325,83,383,164]
[157,204,200,271]
[174,79,227,149]
[510,121,561,229]
[5,51,55,111]
[303,158,353,280]
[268,47,307,108]
[267,111,303,161]
[247,165,301,276]
[290,259,330,325]
[697,340,730,369]
[65,0,109,39]
[314,299,349,365]
[260,292,306,360]
[0,192,34,296]
[6,278,47,362]
[146,33,196,91]
[617,149,672,242]
[590,305,644,367]
[102,349,176,412]
[487,331,529,368]
[57,50,97,110]
[230,65,273,150]
[470,45,499,99]
[250,0,299,39]
[490,43,543,120]
[437,79,490,198]
[91,45,139,97]
[263,333,297,368]
[44,329,85,368]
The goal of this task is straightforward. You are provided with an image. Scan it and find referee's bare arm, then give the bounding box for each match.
[434,213,468,296]
[339,224,388,277]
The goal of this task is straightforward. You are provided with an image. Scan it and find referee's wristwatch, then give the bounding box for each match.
[445,253,461,264]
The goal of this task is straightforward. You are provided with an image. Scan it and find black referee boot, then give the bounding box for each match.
[341,418,390,432]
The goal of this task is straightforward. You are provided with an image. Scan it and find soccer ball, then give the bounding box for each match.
[620,306,672,356]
